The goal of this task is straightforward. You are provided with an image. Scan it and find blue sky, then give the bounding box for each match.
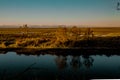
[0,0,119,27]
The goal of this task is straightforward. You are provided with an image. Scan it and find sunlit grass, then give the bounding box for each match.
[0,27,120,49]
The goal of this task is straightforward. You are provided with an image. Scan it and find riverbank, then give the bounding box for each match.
[0,48,120,57]
[0,36,120,49]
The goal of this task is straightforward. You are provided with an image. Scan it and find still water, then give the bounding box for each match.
[0,50,120,80]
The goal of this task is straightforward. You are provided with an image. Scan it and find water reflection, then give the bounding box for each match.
[55,55,94,70]
[70,56,81,70]
[55,56,67,69]
[0,49,120,80]
[82,55,94,69]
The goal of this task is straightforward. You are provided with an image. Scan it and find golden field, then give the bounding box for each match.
[0,26,120,49]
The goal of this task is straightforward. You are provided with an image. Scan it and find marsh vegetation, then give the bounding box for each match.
[0,25,120,49]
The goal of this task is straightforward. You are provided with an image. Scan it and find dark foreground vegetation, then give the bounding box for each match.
[0,25,120,49]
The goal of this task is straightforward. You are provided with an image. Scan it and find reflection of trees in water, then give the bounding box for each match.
[55,55,94,70]
[69,55,94,69]
[55,56,68,80]
[82,55,94,69]
[55,56,67,69]
[70,56,82,70]
[55,55,94,80]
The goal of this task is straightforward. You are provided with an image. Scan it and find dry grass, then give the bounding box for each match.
[0,27,120,48]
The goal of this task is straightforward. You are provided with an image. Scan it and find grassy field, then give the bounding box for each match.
[0,27,120,49]
[0,27,120,35]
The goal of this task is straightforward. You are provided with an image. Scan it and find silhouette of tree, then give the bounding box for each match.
[23,24,29,34]
[19,24,29,34]
[84,28,94,39]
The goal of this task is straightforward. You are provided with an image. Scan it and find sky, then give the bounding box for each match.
[0,0,120,27]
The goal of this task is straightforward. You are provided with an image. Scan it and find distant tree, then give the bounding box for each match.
[19,24,29,34]
[23,24,29,33]
[55,27,68,42]
[71,26,81,40]
[84,28,94,39]
[19,26,22,28]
